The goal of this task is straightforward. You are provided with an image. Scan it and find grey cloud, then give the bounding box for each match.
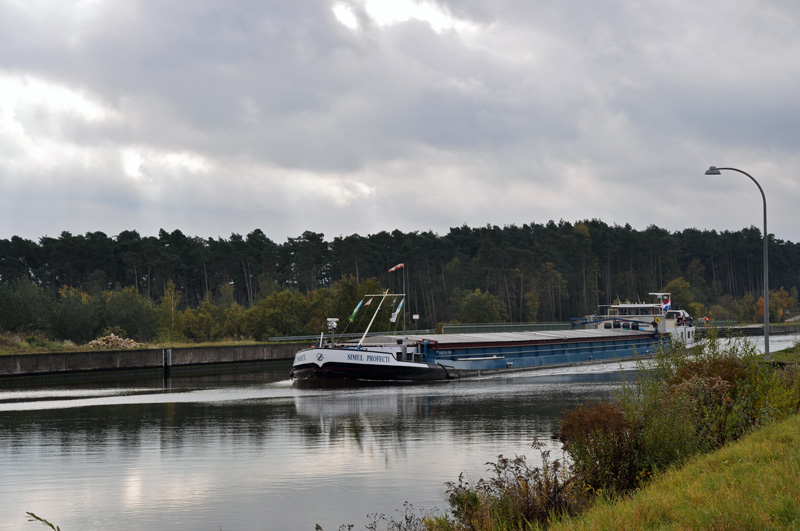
[0,0,798,244]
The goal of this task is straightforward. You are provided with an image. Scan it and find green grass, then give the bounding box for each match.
[0,332,271,355]
[548,413,800,530]
[0,333,75,355]
[770,342,800,364]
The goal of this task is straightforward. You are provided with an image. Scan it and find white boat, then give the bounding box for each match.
[572,292,697,346]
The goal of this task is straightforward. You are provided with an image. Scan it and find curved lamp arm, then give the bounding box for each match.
[704,166,769,359]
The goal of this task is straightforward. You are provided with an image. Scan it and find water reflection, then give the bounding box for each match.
[0,361,634,531]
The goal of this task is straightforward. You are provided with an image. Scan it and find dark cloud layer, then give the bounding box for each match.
[1,0,799,244]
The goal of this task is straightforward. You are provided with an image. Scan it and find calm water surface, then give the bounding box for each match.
[1,335,787,531]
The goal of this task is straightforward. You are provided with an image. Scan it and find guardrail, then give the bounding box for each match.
[705,320,738,327]
[695,324,800,338]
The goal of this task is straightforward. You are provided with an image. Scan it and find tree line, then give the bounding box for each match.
[1,220,798,344]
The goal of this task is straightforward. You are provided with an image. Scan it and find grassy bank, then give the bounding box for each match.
[0,331,270,355]
[772,342,800,363]
[549,412,800,530]
[0,332,80,354]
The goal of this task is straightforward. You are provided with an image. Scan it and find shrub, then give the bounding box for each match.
[562,333,800,501]
[441,439,582,529]
[558,401,640,494]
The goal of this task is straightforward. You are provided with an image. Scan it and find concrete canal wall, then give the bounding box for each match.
[0,343,302,378]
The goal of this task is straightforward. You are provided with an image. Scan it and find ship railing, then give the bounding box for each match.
[442,322,571,334]
[571,316,658,330]
[269,329,437,342]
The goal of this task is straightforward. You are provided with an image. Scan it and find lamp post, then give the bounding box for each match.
[704,166,769,359]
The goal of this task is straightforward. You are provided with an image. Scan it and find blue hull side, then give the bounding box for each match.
[435,336,662,371]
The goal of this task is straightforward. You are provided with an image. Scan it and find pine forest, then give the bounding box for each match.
[1,219,798,345]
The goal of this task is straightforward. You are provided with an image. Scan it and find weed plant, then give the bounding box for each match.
[26,512,60,530]
[426,440,582,530]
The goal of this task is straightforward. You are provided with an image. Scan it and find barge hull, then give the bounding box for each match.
[290,361,448,381]
[291,330,666,383]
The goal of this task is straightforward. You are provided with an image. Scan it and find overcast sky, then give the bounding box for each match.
[1,0,799,245]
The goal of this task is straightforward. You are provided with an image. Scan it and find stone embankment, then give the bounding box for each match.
[0,342,303,379]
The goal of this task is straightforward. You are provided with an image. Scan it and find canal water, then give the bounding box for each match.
[0,335,790,531]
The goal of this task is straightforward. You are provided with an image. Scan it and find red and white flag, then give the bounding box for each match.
[388,263,404,272]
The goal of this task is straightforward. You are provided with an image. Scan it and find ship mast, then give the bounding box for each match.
[357,293,389,346]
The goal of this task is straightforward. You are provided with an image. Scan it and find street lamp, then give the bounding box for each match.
[704,166,769,359]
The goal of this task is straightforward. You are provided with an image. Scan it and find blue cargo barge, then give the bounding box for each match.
[290,328,664,381]
[290,291,669,382]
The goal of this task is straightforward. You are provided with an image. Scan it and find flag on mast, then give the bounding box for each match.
[388,263,404,272]
[349,299,363,322]
[364,297,374,306]
[390,298,405,323]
